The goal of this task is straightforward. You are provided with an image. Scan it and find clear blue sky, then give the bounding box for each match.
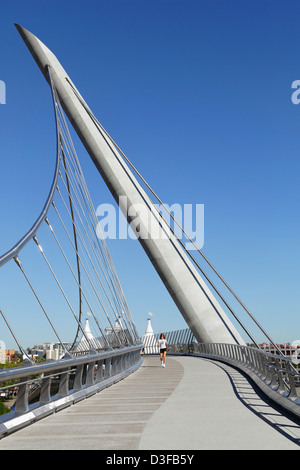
[0,0,299,349]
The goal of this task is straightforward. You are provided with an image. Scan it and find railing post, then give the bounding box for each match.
[86,361,96,386]
[123,352,128,370]
[277,367,289,397]
[269,360,279,391]
[248,348,255,371]
[104,357,111,379]
[73,363,84,391]
[255,351,264,378]
[226,344,232,361]
[39,372,52,404]
[96,359,104,382]
[252,349,260,375]
[286,364,300,403]
[111,356,118,375]
[121,353,126,372]
[265,357,273,385]
[116,354,122,373]
[259,353,268,381]
[58,369,70,398]
[238,346,245,364]
[117,354,123,374]
[14,380,30,414]
[233,345,240,363]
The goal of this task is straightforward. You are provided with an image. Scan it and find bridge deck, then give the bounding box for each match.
[0,355,300,450]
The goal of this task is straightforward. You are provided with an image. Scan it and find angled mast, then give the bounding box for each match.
[15,24,245,345]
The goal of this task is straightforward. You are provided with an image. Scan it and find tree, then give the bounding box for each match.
[0,400,11,416]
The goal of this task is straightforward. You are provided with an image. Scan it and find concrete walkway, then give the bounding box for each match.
[0,355,300,450]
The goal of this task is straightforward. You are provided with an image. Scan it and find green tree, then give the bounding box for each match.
[0,400,11,416]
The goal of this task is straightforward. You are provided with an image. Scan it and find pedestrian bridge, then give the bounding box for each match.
[1,24,300,452]
[0,355,299,450]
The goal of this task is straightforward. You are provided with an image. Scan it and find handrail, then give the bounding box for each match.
[167,341,300,419]
[142,328,300,419]
[0,343,143,438]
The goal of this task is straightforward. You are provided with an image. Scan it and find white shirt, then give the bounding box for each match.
[158,339,167,349]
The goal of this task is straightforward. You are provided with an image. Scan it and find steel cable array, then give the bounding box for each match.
[67,79,287,355]
[0,66,139,358]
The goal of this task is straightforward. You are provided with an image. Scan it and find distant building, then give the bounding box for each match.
[259,342,300,361]
[76,318,104,351]
[0,349,15,364]
[142,318,158,354]
[105,316,124,335]
[29,342,68,360]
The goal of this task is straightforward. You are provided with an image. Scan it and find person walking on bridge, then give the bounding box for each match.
[158,333,169,367]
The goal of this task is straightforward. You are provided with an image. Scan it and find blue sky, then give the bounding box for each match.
[0,0,299,349]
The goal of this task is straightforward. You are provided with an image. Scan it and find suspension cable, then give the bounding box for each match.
[14,256,71,356]
[32,236,98,352]
[55,95,138,341]
[67,81,285,353]
[59,139,83,348]
[0,306,35,364]
[55,180,131,345]
[44,217,114,348]
[51,198,122,346]
[57,156,136,342]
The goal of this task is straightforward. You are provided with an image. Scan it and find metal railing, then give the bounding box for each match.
[171,342,300,418]
[0,344,142,438]
[143,329,300,419]
[142,328,196,354]
[2,330,300,439]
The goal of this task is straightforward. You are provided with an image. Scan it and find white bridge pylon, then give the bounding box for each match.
[16,24,248,345]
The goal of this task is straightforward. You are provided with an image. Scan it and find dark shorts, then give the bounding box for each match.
[160,348,167,354]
